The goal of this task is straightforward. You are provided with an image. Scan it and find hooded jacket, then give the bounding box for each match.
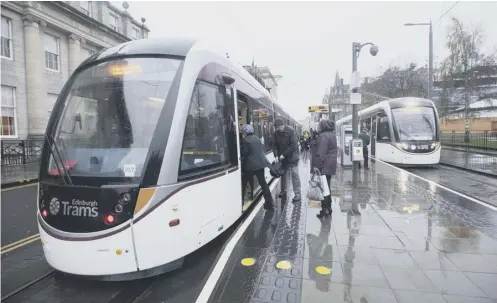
[241,133,270,171]
[314,120,338,176]
[272,123,300,166]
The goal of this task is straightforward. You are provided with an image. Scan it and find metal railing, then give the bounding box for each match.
[441,131,497,152]
[1,139,44,166]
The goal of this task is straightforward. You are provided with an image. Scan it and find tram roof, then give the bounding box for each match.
[335,97,435,124]
[85,37,198,64]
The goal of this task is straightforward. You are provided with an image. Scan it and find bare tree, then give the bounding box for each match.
[444,17,486,123]
[362,63,428,100]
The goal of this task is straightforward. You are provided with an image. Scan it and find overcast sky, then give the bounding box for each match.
[115,1,497,120]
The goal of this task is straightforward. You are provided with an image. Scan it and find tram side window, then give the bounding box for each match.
[263,108,274,152]
[377,113,391,141]
[361,117,371,133]
[179,80,230,177]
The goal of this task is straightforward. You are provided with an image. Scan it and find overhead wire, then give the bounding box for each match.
[435,1,460,25]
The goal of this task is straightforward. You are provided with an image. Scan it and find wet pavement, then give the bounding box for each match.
[440,148,497,176]
[406,165,497,208]
[208,160,497,303]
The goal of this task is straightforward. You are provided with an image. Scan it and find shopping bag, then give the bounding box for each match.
[269,161,284,178]
[306,168,325,201]
[320,175,330,197]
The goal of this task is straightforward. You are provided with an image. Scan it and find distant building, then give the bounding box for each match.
[243,62,281,101]
[1,1,150,140]
[440,99,497,132]
[433,65,497,109]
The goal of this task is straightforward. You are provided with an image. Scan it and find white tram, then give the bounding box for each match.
[335,98,441,166]
[37,38,301,280]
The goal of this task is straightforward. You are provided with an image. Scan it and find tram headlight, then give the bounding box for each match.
[431,142,437,149]
[396,143,409,150]
[120,192,132,204]
[410,145,417,150]
[115,204,123,213]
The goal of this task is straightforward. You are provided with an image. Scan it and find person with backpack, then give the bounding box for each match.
[241,124,274,210]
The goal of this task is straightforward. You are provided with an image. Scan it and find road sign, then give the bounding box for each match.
[253,109,269,118]
[308,105,329,113]
[350,92,362,105]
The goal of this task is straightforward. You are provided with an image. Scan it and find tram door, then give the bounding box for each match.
[371,116,377,156]
[237,98,253,208]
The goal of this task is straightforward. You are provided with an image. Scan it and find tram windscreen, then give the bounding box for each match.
[46,57,182,179]
[391,106,438,141]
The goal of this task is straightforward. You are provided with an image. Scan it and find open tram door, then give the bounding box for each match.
[235,92,254,209]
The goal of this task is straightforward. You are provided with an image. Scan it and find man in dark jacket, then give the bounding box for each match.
[241,124,274,210]
[358,127,370,169]
[272,118,301,201]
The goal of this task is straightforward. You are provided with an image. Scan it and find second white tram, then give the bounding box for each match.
[335,98,441,166]
[37,38,301,280]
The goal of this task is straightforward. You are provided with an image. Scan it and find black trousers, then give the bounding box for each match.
[321,175,332,210]
[359,148,369,169]
[242,169,273,206]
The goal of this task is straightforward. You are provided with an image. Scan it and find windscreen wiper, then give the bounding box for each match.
[399,128,418,143]
[45,134,73,185]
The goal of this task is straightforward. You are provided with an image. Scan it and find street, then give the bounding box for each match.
[1,184,39,248]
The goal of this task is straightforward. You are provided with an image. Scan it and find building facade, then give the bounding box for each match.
[242,63,281,101]
[1,1,149,140]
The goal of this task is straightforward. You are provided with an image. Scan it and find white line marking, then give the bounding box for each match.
[195,179,279,303]
[374,158,497,212]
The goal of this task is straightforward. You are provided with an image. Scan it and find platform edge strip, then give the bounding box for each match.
[195,179,280,303]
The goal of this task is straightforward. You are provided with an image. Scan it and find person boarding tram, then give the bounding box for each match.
[240,124,274,210]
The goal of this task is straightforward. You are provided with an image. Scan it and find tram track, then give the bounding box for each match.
[1,270,56,302]
[405,163,497,208]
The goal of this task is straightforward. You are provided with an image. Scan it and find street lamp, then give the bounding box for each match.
[404,21,433,100]
[351,41,378,187]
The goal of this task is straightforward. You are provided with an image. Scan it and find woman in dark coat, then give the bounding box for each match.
[314,120,338,218]
[309,130,319,174]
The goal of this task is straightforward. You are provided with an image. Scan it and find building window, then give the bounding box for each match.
[109,13,118,31]
[80,1,91,16]
[179,80,235,177]
[132,27,139,40]
[1,86,17,137]
[47,93,58,115]
[1,16,12,59]
[44,34,59,71]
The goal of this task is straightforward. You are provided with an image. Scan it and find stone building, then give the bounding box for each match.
[1,1,149,140]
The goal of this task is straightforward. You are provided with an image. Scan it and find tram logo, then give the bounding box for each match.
[50,197,99,217]
[49,198,61,215]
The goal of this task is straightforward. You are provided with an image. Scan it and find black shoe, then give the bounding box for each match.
[292,195,301,202]
[264,202,274,210]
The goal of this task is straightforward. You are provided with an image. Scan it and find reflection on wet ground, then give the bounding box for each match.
[209,160,497,303]
[407,164,497,208]
[441,148,497,176]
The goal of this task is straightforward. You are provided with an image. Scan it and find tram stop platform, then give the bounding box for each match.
[201,159,497,303]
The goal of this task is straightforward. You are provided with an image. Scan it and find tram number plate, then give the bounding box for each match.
[420,145,428,149]
[123,164,136,177]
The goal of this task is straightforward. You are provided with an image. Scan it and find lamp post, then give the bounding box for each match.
[351,42,378,187]
[404,21,433,100]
